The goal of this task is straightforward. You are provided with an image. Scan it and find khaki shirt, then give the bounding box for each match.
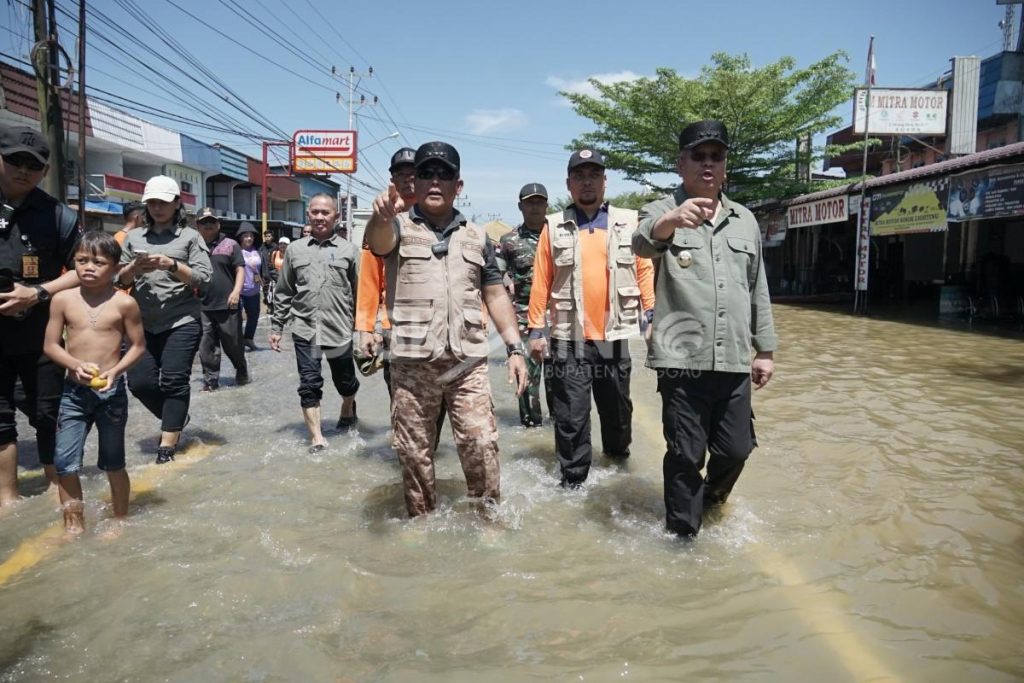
[121,224,212,334]
[633,186,777,373]
[271,233,358,349]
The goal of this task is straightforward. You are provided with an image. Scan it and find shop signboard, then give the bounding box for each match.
[853,88,948,136]
[947,163,1024,222]
[869,179,949,236]
[787,195,848,229]
[292,130,357,173]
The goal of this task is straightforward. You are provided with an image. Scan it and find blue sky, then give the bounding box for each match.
[0,0,1012,223]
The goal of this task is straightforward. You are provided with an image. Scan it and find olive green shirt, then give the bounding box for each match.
[633,186,778,373]
[271,233,358,349]
[121,224,212,334]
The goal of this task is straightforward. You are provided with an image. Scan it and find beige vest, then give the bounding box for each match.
[384,213,490,362]
[547,205,641,342]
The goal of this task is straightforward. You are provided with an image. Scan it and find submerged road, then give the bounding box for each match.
[1,305,1022,681]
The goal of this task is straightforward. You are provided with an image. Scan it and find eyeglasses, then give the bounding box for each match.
[2,154,46,172]
[416,167,456,181]
[689,151,726,163]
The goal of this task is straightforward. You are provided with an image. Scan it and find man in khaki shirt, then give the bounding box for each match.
[633,120,777,538]
[270,194,359,452]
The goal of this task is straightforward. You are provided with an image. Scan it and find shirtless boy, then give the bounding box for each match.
[43,231,145,534]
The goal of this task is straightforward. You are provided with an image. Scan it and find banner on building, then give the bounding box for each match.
[947,163,1024,222]
[787,195,848,229]
[869,179,949,236]
[853,88,948,136]
[761,213,787,247]
[854,195,871,291]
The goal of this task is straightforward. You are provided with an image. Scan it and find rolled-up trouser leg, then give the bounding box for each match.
[390,361,446,516]
[444,360,500,503]
[155,321,201,431]
[293,335,325,408]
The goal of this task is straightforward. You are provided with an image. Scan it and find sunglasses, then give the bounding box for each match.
[2,154,46,172]
[689,151,726,163]
[416,167,456,181]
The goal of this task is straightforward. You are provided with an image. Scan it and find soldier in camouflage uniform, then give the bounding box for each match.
[365,141,528,516]
[497,183,553,427]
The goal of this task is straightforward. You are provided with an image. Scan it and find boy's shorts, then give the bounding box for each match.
[54,377,129,476]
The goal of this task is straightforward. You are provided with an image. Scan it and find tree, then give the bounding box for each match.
[560,52,857,203]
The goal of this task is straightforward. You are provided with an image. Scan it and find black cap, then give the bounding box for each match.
[389,147,416,172]
[567,149,605,172]
[236,221,258,235]
[414,141,460,174]
[679,120,730,150]
[196,207,219,223]
[0,125,50,164]
[518,183,548,200]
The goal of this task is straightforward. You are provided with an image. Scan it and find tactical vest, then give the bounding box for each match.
[384,213,490,362]
[546,205,641,342]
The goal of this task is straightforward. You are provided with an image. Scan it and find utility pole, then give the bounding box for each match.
[334,66,375,234]
[76,0,86,226]
[32,0,67,200]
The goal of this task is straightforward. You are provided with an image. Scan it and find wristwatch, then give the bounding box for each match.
[506,342,526,358]
[33,285,51,304]
[167,258,179,273]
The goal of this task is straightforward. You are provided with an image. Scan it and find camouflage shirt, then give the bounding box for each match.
[497,223,544,330]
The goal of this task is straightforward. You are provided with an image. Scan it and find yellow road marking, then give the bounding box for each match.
[0,441,217,588]
[629,377,901,682]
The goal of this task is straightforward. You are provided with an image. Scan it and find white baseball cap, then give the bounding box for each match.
[278,236,291,244]
[142,175,181,202]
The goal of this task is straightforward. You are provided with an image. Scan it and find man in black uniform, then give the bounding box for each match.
[0,126,81,505]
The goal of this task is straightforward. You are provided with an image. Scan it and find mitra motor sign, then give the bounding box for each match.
[292,130,357,173]
[853,88,948,136]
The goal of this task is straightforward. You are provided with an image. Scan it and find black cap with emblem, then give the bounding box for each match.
[678,120,730,150]
[389,147,416,172]
[567,149,605,172]
[414,141,460,174]
[518,183,548,200]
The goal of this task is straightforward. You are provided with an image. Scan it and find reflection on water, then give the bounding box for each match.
[1,306,1022,681]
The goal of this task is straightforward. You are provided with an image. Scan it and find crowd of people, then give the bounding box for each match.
[0,120,776,540]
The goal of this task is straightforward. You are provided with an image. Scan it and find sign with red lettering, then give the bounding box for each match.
[787,195,849,229]
[853,88,948,136]
[291,130,358,174]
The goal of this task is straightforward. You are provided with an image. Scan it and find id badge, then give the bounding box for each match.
[22,254,39,279]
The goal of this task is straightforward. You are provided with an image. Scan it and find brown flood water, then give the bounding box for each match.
[1,304,1022,682]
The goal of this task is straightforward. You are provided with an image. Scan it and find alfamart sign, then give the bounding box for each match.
[292,130,357,173]
[787,195,848,229]
[853,88,948,136]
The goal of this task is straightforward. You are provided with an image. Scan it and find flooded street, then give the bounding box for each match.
[1,305,1022,682]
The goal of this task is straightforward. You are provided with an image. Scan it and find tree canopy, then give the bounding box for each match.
[560,52,857,203]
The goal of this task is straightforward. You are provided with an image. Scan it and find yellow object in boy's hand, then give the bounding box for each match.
[89,368,107,388]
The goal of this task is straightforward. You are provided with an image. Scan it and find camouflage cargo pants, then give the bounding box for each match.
[391,356,500,516]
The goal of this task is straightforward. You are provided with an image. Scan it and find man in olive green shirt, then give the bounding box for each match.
[632,120,777,538]
[270,193,359,452]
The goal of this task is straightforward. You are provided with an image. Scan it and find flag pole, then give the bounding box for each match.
[855,36,874,314]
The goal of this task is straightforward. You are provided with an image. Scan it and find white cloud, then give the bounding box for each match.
[545,70,643,101]
[464,108,527,135]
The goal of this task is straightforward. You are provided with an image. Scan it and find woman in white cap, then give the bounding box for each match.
[116,175,212,464]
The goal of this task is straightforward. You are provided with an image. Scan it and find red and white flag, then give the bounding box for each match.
[866,36,876,87]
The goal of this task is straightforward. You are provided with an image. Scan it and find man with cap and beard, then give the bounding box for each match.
[365,141,528,517]
[527,149,655,489]
[194,208,249,391]
[632,119,777,538]
[497,182,553,428]
[0,125,81,504]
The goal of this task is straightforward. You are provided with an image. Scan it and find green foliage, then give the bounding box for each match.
[560,52,856,203]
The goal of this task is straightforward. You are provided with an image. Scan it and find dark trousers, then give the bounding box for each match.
[241,293,261,340]
[658,370,756,537]
[199,309,248,385]
[127,320,202,432]
[293,335,360,408]
[1,353,63,465]
[549,339,633,484]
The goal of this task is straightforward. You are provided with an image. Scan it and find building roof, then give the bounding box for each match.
[785,141,1024,206]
